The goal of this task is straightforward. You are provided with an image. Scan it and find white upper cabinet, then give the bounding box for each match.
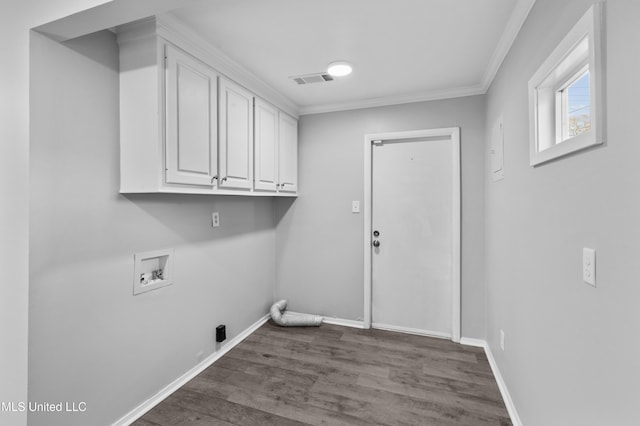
[219,78,254,191]
[254,99,298,194]
[278,112,298,193]
[165,44,218,187]
[254,99,279,192]
[117,18,297,196]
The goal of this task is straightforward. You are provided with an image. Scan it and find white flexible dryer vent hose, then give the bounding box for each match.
[270,299,323,327]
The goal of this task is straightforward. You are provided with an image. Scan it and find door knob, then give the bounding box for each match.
[373,230,380,237]
[372,240,380,248]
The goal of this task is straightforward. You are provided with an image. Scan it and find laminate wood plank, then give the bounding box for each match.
[163,388,306,426]
[136,323,512,425]
[236,338,391,378]
[226,387,376,426]
[214,356,320,387]
[421,362,499,388]
[310,380,499,426]
[132,419,159,426]
[357,373,510,420]
[284,335,474,374]
[226,346,351,379]
[339,331,482,364]
[135,400,235,426]
[388,367,504,403]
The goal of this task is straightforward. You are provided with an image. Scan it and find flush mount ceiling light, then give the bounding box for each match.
[327,61,352,77]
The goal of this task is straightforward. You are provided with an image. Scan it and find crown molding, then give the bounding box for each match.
[157,0,535,117]
[481,0,537,92]
[156,13,301,118]
[298,84,486,116]
[116,0,535,118]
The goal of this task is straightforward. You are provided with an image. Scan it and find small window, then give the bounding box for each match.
[559,67,591,141]
[529,5,604,166]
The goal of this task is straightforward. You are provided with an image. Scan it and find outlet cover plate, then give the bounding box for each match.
[583,247,596,287]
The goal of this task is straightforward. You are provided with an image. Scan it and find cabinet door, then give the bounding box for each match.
[278,113,298,193]
[254,99,278,192]
[165,44,218,187]
[219,78,253,190]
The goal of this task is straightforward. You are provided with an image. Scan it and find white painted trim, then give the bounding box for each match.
[484,342,523,426]
[112,314,270,426]
[481,0,537,91]
[299,85,485,116]
[458,339,523,426]
[459,337,486,348]
[372,323,451,340]
[46,0,537,118]
[300,0,537,116]
[451,128,461,343]
[528,3,605,166]
[32,0,201,42]
[363,136,373,329]
[363,128,461,342]
[322,317,366,329]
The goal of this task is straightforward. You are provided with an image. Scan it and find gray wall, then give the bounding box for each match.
[29,30,275,426]
[484,0,640,424]
[2,2,111,425]
[276,96,486,338]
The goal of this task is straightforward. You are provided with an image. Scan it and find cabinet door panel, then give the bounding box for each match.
[254,99,278,191]
[165,44,217,186]
[278,113,298,193]
[219,78,253,190]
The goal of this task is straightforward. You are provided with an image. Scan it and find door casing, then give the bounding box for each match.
[363,128,461,342]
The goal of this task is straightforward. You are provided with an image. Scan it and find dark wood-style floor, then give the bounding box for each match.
[134,321,511,426]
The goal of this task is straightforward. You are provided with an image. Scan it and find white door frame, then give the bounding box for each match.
[363,127,461,343]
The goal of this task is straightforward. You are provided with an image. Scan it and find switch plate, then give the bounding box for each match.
[500,330,505,351]
[211,212,220,228]
[352,201,360,213]
[583,247,596,287]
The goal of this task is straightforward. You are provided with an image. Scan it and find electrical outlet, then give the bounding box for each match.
[500,329,505,351]
[211,212,220,228]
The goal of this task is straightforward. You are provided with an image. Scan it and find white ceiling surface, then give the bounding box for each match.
[169,0,534,115]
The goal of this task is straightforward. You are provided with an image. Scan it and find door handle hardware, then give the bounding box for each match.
[372,240,380,248]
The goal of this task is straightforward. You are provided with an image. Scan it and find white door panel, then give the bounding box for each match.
[278,113,298,193]
[219,78,253,190]
[372,137,453,337]
[165,44,217,186]
[254,99,278,191]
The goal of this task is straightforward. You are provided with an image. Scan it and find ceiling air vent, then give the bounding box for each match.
[289,72,334,85]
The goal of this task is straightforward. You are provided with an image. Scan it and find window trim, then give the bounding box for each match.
[528,4,604,166]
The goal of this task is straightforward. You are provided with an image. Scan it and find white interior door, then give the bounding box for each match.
[368,129,460,340]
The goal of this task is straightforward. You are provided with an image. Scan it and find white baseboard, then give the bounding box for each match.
[112,314,270,426]
[322,316,366,329]
[459,337,522,426]
[459,337,486,348]
[372,322,451,339]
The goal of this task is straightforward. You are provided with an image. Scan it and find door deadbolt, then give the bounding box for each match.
[373,230,380,237]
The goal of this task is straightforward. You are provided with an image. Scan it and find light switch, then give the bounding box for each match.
[352,201,360,213]
[211,212,220,228]
[583,248,596,287]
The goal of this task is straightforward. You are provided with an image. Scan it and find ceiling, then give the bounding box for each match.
[168,0,535,115]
